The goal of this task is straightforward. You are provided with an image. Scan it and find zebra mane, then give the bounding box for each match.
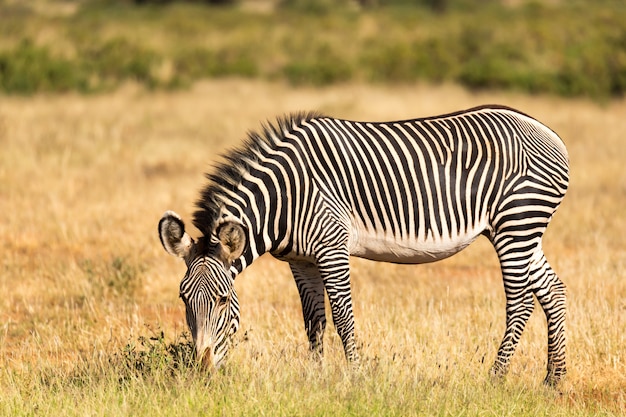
[192,111,325,236]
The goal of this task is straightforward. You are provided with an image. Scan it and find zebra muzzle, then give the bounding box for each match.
[198,346,216,370]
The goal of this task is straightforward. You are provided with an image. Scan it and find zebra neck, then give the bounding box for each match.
[223,200,272,278]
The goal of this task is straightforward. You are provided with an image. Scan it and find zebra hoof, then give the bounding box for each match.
[543,369,566,388]
[488,362,508,384]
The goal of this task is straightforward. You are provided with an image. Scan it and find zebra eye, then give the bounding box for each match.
[217,295,229,305]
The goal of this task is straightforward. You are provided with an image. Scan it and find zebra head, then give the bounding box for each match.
[158,210,246,370]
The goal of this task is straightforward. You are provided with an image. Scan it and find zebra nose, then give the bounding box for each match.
[198,347,215,370]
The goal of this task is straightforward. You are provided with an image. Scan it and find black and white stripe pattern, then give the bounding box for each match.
[179,254,240,368]
[172,105,568,384]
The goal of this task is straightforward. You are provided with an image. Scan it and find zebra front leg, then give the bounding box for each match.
[530,254,567,386]
[289,262,327,357]
[316,248,360,364]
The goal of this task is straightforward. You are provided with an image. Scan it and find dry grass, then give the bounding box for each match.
[0,80,624,414]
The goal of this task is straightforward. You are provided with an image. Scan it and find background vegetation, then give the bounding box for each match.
[0,0,625,98]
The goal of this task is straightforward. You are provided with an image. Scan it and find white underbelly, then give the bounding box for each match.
[348,223,486,264]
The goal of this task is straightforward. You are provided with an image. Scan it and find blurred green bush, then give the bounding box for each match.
[0,0,624,98]
[0,39,86,93]
[282,44,353,85]
[81,37,161,90]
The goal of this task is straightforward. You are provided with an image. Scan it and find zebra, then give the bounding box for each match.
[158,105,569,385]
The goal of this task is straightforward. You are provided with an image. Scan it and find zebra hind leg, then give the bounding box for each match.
[289,262,327,357]
[489,235,536,381]
[530,253,567,386]
[490,286,535,381]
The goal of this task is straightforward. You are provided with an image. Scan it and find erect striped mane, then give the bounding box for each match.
[192,111,325,236]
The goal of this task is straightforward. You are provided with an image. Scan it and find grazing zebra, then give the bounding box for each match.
[158,106,569,385]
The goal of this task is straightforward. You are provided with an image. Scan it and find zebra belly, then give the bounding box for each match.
[348,224,485,264]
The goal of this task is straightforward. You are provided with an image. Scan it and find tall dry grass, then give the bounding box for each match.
[0,80,624,414]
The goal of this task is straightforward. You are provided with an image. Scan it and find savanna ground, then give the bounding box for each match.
[1,78,625,415]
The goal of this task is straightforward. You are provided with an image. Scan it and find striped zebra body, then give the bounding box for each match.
[159,105,569,385]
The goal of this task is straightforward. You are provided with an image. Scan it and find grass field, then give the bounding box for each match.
[0,79,625,415]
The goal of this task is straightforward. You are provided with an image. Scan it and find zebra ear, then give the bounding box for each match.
[159,211,194,259]
[216,220,247,264]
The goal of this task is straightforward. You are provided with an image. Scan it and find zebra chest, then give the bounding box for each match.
[347,224,485,264]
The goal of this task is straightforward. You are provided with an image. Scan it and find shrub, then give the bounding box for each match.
[171,46,257,87]
[112,329,197,382]
[278,0,354,15]
[361,42,418,83]
[555,35,626,98]
[360,38,460,84]
[79,37,161,90]
[0,39,85,93]
[282,45,353,86]
[131,0,237,4]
